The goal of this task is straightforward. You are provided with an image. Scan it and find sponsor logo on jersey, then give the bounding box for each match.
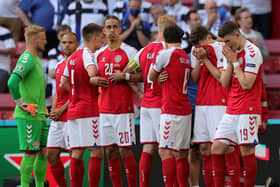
[114,55,122,63]
[246,63,256,68]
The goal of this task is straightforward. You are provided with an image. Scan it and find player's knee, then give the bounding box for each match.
[89,148,103,158]
[142,144,157,154]
[240,144,255,156]
[199,143,211,155]
[105,146,119,159]
[119,148,132,158]
[47,150,60,164]
[211,140,228,154]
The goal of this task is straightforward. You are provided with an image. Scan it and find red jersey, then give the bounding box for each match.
[133,42,166,108]
[191,42,228,106]
[55,60,69,122]
[95,43,137,114]
[223,41,263,115]
[153,47,192,115]
[63,48,99,119]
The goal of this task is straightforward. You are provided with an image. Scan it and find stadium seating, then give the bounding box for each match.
[10,41,26,72]
[264,39,280,118]
[0,93,15,120]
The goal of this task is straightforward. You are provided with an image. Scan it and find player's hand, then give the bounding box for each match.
[109,70,125,83]
[258,122,267,134]
[90,76,109,88]
[16,98,38,116]
[49,108,63,121]
[222,45,238,63]
[158,71,168,84]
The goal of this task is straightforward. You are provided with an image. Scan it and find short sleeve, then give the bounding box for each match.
[83,48,98,70]
[63,63,69,77]
[244,46,262,75]
[12,52,34,79]
[190,47,197,69]
[215,44,227,70]
[153,48,172,72]
[122,43,138,61]
[18,0,33,12]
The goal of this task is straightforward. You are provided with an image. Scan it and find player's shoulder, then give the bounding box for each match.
[120,43,138,54]
[19,51,33,62]
[95,45,108,57]
[244,41,262,60]
[55,59,65,69]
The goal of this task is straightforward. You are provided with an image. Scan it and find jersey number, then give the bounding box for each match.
[182,68,190,94]
[147,64,154,89]
[105,63,114,75]
[240,129,248,141]
[119,132,129,144]
[70,69,74,95]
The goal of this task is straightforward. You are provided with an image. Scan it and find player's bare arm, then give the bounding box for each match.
[233,66,257,90]
[220,45,234,88]
[148,68,160,81]
[158,71,168,85]
[60,76,69,91]
[50,100,70,121]
[191,48,201,83]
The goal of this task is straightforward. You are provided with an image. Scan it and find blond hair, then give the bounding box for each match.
[157,15,177,33]
[235,7,250,21]
[24,25,45,43]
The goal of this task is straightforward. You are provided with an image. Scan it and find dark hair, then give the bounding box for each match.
[189,26,209,45]
[57,24,71,33]
[218,21,239,38]
[82,23,103,42]
[104,15,120,26]
[62,32,79,41]
[164,25,184,43]
[184,9,198,22]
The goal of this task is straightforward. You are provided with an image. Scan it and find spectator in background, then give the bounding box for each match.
[48,25,71,97]
[0,25,16,93]
[216,0,241,15]
[62,0,107,42]
[0,0,22,41]
[16,0,61,57]
[181,9,201,54]
[164,0,190,28]
[51,0,71,30]
[241,0,272,39]
[149,4,166,41]
[120,0,151,50]
[198,0,232,36]
[235,7,269,62]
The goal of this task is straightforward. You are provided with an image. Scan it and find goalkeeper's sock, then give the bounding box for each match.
[34,155,47,187]
[20,155,35,187]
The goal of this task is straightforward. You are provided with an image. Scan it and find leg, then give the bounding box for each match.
[173,150,189,187]
[159,149,176,187]
[225,146,241,187]
[211,140,229,187]
[119,147,137,187]
[88,148,104,187]
[139,143,157,187]
[69,149,86,187]
[34,147,48,187]
[189,145,200,187]
[240,145,256,187]
[106,146,123,187]
[20,151,37,187]
[200,143,214,187]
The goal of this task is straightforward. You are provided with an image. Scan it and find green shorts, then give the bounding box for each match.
[16,119,49,151]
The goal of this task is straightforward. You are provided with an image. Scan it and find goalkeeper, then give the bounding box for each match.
[7,25,48,187]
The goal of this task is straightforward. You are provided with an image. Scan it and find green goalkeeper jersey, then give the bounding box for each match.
[11,51,46,120]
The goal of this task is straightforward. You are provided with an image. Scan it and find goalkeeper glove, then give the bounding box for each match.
[15,98,38,116]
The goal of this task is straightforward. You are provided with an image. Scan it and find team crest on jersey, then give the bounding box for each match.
[69,59,75,65]
[147,53,155,59]
[33,141,40,148]
[114,55,122,63]
[17,64,24,72]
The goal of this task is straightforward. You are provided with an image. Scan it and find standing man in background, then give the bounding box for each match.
[8,25,48,187]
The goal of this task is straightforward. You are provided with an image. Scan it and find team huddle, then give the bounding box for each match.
[8,14,268,187]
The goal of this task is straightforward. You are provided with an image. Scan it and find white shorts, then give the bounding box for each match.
[214,114,260,145]
[192,106,226,144]
[100,113,136,147]
[140,107,161,144]
[47,121,69,150]
[67,117,100,149]
[159,114,192,151]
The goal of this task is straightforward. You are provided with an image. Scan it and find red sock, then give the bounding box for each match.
[212,154,226,187]
[242,154,257,187]
[123,154,137,187]
[108,157,122,187]
[69,158,84,187]
[139,152,153,187]
[225,148,241,187]
[202,155,214,187]
[162,157,176,187]
[176,158,189,187]
[50,160,67,187]
[88,157,102,187]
